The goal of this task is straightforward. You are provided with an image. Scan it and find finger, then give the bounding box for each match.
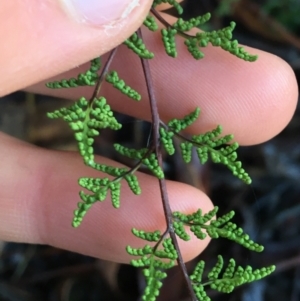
[0,0,152,96]
[29,13,298,146]
[0,132,213,263]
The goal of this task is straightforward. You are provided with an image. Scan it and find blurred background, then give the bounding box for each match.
[0,0,299,300]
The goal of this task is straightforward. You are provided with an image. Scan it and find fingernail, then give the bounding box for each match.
[61,0,141,26]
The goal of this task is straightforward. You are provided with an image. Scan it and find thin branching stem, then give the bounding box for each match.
[90,47,118,102]
[137,28,198,301]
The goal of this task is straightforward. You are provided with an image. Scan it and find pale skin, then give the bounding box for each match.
[0,0,298,264]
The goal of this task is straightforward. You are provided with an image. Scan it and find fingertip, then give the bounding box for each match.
[0,0,152,96]
[245,51,298,144]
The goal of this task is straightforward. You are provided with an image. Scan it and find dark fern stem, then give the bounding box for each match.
[137,28,198,301]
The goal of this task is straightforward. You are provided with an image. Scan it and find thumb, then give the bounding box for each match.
[0,0,151,96]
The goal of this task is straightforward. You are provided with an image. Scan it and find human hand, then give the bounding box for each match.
[0,0,298,263]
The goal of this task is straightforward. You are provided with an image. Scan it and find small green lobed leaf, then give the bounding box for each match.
[223,259,236,279]
[208,255,224,281]
[190,260,205,283]
[206,256,276,294]
[105,71,141,101]
[154,241,177,260]
[143,153,165,179]
[190,225,207,240]
[160,127,175,155]
[173,206,264,252]
[189,125,252,184]
[114,143,147,159]
[127,245,153,256]
[131,228,161,242]
[152,0,183,15]
[191,21,258,62]
[144,14,158,31]
[168,107,200,133]
[114,144,164,179]
[180,141,193,163]
[109,182,121,208]
[91,163,127,176]
[173,221,190,241]
[46,57,101,89]
[125,174,142,195]
[193,284,211,301]
[161,28,178,58]
[48,96,121,166]
[173,13,211,31]
[127,234,176,301]
[185,37,205,60]
[124,33,154,59]
[72,190,99,227]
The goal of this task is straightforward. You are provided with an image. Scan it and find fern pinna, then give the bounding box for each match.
[46,1,274,300]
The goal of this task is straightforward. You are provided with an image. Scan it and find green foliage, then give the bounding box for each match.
[189,21,258,61]
[127,230,177,301]
[150,4,257,62]
[72,165,141,227]
[175,13,212,31]
[152,0,183,14]
[45,2,275,301]
[180,19,258,61]
[161,28,178,57]
[192,255,275,297]
[46,58,101,89]
[47,97,121,166]
[129,225,272,301]
[73,177,120,227]
[144,14,159,31]
[105,71,141,101]
[190,127,251,184]
[173,207,264,252]
[160,108,251,184]
[114,144,164,179]
[124,33,154,59]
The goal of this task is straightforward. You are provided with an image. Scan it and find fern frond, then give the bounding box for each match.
[173,207,264,252]
[209,256,275,293]
[168,107,200,133]
[72,178,110,227]
[85,163,141,195]
[72,165,142,227]
[152,0,183,15]
[114,144,164,179]
[105,71,141,101]
[72,177,120,227]
[188,22,258,61]
[124,33,154,59]
[48,97,121,166]
[191,256,275,298]
[46,58,101,89]
[173,13,211,31]
[160,108,251,184]
[127,231,177,301]
[132,228,161,242]
[192,129,251,184]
